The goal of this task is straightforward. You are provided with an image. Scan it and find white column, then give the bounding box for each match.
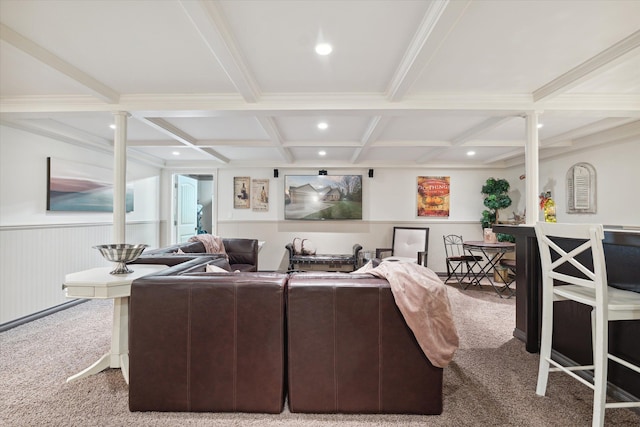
[113,112,129,243]
[525,112,540,225]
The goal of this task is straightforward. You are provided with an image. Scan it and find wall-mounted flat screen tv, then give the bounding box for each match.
[284,175,362,220]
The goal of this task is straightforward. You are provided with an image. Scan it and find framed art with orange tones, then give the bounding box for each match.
[417,176,450,217]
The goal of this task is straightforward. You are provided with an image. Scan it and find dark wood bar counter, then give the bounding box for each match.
[493,224,640,399]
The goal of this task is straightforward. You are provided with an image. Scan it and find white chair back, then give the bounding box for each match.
[535,222,608,303]
[392,227,428,259]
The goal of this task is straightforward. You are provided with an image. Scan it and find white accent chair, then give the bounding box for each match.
[534,222,640,427]
[376,227,429,266]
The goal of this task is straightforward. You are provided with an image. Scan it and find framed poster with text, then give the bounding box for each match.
[417,176,450,217]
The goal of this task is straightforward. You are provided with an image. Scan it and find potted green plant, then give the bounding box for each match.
[481,177,515,242]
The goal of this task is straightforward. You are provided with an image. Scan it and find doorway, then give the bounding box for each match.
[173,174,215,243]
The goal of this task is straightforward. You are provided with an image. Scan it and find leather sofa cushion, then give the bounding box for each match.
[287,274,443,414]
[129,273,287,413]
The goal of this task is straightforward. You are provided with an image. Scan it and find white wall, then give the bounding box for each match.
[214,167,502,272]
[4,121,637,324]
[0,125,162,324]
[507,139,640,227]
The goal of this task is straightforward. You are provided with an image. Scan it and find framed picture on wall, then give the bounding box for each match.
[234,176,250,209]
[46,157,134,212]
[252,178,269,212]
[284,175,362,220]
[417,176,450,217]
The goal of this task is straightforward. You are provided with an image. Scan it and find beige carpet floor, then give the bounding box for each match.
[1,282,638,426]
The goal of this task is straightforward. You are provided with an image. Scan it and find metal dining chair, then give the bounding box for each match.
[534,222,640,426]
[442,234,482,289]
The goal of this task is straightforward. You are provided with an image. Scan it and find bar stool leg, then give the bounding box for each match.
[592,308,608,427]
[536,293,554,396]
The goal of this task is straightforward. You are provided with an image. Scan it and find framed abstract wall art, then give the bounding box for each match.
[417,176,450,217]
[284,175,362,220]
[46,157,133,212]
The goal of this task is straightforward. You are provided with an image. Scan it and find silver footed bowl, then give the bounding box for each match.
[93,243,148,275]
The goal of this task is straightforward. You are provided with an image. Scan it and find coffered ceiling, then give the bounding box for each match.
[1,0,639,169]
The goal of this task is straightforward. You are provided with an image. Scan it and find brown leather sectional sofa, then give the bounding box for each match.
[128,254,443,415]
[139,237,259,271]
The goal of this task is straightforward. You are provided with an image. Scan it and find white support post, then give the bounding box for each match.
[525,112,540,225]
[113,112,129,244]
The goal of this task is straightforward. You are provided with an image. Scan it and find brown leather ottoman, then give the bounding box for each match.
[287,272,443,414]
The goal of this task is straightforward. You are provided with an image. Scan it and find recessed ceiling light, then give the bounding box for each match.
[315,43,332,56]
[318,150,327,156]
[109,124,116,129]
[317,122,328,130]
[172,151,180,156]
[467,151,476,156]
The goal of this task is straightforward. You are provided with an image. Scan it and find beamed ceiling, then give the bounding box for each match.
[1,0,639,169]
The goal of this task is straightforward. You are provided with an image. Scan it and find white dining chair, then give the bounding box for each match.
[534,222,640,426]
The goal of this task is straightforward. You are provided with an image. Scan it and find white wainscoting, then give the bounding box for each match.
[0,221,159,325]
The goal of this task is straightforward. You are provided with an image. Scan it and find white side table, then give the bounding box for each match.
[63,264,167,384]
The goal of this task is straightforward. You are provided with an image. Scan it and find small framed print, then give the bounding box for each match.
[252,179,269,212]
[234,176,250,209]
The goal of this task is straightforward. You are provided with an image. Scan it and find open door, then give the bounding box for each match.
[175,175,198,243]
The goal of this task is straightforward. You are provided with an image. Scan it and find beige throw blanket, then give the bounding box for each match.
[188,235,228,260]
[358,261,459,368]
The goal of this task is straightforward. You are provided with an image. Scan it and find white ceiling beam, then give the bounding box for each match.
[420,116,518,163]
[0,117,164,167]
[571,119,640,146]
[450,116,517,145]
[179,0,260,103]
[136,117,229,163]
[0,24,120,104]
[255,117,293,163]
[4,92,639,116]
[351,116,389,163]
[541,117,635,147]
[386,0,472,101]
[533,30,640,102]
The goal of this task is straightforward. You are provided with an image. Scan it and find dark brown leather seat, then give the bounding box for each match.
[140,237,259,271]
[287,272,443,414]
[129,267,287,413]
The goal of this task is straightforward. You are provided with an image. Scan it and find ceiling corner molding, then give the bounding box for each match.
[178,0,261,103]
[533,29,640,102]
[137,116,229,163]
[451,116,516,145]
[386,0,472,101]
[0,24,120,104]
[256,116,293,163]
[350,116,389,163]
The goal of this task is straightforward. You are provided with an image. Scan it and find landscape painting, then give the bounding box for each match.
[284,175,362,220]
[47,157,133,212]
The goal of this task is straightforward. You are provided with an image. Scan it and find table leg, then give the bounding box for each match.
[66,296,129,384]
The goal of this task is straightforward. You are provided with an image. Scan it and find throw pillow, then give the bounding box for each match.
[301,239,316,255]
[292,238,317,255]
[206,264,229,273]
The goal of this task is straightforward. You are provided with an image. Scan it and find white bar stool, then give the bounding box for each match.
[534,222,640,426]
